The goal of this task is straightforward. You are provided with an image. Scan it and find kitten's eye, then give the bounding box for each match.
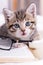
[13,24,20,28]
[25,22,31,26]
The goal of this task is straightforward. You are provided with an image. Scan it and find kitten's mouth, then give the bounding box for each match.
[22,32,26,35]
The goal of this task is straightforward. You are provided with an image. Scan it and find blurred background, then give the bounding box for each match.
[0,0,43,15]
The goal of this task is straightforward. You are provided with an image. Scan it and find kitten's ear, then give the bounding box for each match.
[26,3,36,17]
[3,8,14,21]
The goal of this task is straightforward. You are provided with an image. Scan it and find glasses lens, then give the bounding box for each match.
[0,38,12,50]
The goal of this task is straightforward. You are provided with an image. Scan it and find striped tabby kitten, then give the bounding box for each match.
[0,3,39,47]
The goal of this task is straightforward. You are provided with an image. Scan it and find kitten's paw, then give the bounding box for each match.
[12,43,27,48]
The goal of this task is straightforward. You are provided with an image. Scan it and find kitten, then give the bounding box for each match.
[0,3,39,48]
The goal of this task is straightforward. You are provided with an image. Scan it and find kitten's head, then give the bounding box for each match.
[3,3,36,40]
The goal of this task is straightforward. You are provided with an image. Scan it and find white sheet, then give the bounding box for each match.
[0,45,35,59]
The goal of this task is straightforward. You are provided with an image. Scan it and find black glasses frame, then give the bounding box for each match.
[0,35,33,51]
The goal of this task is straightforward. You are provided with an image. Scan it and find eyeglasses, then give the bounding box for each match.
[0,35,33,51]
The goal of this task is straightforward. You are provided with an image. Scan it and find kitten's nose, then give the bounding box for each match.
[21,29,25,32]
